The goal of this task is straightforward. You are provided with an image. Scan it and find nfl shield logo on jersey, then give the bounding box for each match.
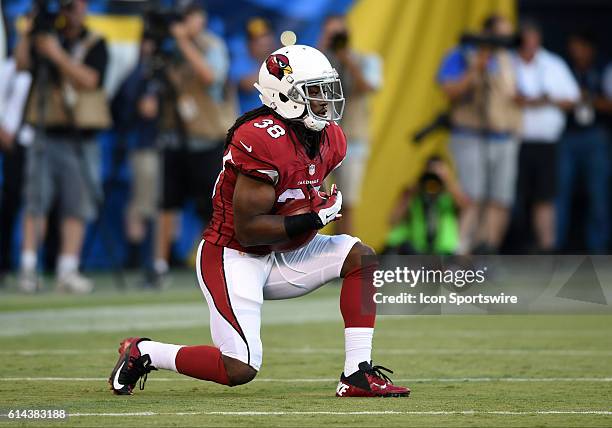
[308,164,316,176]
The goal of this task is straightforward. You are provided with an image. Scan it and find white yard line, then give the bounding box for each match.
[1,376,611,383]
[269,348,612,356]
[3,347,612,356]
[43,410,612,417]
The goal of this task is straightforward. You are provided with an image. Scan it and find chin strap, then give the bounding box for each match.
[256,82,327,131]
[303,115,327,132]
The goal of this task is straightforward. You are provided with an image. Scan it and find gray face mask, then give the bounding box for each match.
[286,73,345,131]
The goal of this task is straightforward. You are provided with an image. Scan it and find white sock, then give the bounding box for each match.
[21,250,37,272]
[154,259,169,275]
[137,341,183,372]
[57,254,79,279]
[344,327,374,376]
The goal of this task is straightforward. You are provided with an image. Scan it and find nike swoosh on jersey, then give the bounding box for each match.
[239,141,253,152]
[113,361,125,390]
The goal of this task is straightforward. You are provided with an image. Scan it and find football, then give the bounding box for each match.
[271,198,317,252]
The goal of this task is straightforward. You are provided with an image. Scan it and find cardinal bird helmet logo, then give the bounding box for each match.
[266,54,293,80]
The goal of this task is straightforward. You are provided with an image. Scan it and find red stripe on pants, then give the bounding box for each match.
[200,241,249,361]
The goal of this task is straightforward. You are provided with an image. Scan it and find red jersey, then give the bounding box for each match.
[203,114,347,254]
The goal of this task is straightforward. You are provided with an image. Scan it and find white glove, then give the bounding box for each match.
[308,184,343,227]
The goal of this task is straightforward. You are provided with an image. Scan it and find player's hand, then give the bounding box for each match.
[307,184,342,227]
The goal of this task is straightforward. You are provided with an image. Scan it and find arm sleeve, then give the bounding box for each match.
[83,38,109,88]
[437,48,468,83]
[545,56,580,102]
[205,38,230,86]
[362,54,383,90]
[0,71,32,135]
[0,59,16,109]
[328,124,347,174]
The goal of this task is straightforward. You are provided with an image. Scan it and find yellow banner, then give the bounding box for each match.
[347,0,516,249]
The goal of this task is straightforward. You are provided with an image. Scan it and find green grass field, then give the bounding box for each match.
[1,271,611,427]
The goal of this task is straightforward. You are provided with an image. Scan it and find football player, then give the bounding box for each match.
[109,44,410,398]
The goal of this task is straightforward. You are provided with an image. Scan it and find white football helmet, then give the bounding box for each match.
[254,44,345,132]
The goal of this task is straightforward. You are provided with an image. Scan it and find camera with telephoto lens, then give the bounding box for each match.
[143,7,184,55]
[459,32,520,49]
[137,7,189,110]
[30,0,67,35]
[329,31,349,52]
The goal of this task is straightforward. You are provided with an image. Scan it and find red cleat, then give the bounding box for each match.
[336,361,410,397]
[108,337,156,395]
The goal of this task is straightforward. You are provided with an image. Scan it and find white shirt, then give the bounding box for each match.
[0,58,33,145]
[514,49,579,142]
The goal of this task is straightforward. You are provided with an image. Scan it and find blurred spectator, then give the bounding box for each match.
[111,37,161,283]
[319,14,382,235]
[153,2,232,286]
[383,157,468,255]
[556,31,612,253]
[437,15,521,255]
[15,0,109,293]
[513,19,579,253]
[0,57,32,287]
[230,17,277,114]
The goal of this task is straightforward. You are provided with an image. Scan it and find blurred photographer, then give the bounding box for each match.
[0,57,32,288]
[556,31,612,253]
[319,14,382,236]
[384,157,468,255]
[151,1,232,286]
[513,19,579,253]
[15,0,109,293]
[230,17,277,114]
[111,36,161,284]
[437,15,521,255]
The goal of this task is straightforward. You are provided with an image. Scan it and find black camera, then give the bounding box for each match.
[330,31,349,52]
[459,32,520,49]
[30,0,79,35]
[143,8,183,48]
[30,0,60,35]
[137,8,186,103]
